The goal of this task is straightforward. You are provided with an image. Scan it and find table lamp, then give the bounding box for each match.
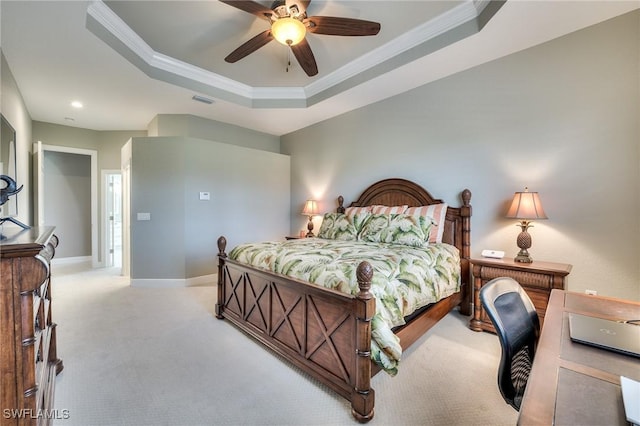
[301,199,319,237]
[506,187,547,263]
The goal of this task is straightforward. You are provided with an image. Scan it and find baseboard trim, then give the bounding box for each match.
[130,273,217,288]
[52,256,92,265]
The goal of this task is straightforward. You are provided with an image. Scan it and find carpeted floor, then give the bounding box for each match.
[51,261,517,426]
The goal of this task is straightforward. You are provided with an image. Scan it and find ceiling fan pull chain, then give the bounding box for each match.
[286,48,291,72]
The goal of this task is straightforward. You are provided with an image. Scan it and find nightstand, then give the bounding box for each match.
[285,236,302,240]
[469,257,572,332]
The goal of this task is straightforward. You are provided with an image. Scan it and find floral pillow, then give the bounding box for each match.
[344,206,372,233]
[317,213,357,241]
[405,204,448,244]
[358,213,426,248]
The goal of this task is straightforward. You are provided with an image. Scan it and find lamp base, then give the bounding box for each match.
[306,216,314,238]
[514,250,533,263]
[514,223,533,263]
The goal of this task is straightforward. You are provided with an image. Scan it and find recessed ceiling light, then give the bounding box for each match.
[71,101,83,108]
[192,95,214,105]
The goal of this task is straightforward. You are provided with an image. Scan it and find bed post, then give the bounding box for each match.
[460,189,472,316]
[337,195,345,213]
[351,261,375,423]
[215,236,227,319]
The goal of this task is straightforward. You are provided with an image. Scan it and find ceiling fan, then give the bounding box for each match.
[220,0,381,77]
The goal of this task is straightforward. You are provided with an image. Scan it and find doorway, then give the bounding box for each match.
[33,142,98,266]
[103,171,122,269]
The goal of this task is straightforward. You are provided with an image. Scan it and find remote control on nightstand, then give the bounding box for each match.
[481,249,505,259]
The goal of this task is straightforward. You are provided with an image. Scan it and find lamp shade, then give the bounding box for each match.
[271,17,306,46]
[301,199,319,216]
[506,188,547,220]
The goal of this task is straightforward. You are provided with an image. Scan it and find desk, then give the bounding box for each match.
[518,290,640,425]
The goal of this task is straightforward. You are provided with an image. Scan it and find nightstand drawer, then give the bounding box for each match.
[477,266,553,290]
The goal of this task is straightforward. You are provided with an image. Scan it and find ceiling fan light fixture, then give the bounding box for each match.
[271,17,306,46]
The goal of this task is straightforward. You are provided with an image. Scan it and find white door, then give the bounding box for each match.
[104,172,122,268]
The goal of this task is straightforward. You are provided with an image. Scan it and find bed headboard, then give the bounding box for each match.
[336,178,472,262]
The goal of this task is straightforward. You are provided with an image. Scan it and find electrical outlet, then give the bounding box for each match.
[585,289,597,296]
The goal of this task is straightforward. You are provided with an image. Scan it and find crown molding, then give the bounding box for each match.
[86,0,499,109]
[305,0,490,97]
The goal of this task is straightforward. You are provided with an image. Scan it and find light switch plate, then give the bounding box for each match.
[137,212,151,221]
[199,192,210,200]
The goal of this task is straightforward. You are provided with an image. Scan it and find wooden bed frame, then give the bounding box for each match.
[215,178,472,422]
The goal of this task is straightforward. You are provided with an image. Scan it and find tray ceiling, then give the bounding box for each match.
[1,1,637,135]
[88,0,490,108]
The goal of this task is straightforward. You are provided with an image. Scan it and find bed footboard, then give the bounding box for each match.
[215,236,376,422]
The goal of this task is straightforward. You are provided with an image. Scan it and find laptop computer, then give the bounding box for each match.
[568,313,640,358]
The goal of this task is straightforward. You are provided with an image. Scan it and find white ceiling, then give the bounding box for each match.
[1,1,638,136]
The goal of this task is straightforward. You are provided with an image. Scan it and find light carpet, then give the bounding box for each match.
[51,261,517,426]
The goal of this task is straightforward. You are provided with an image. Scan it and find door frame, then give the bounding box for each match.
[34,142,99,267]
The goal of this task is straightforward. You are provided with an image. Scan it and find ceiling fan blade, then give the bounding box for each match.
[219,0,273,20]
[225,30,274,63]
[290,38,318,76]
[306,16,381,36]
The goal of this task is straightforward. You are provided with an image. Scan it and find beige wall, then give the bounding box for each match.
[43,150,92,258]
[129,136,290,281]
[33,122,146,171]
[32,121,146,263]
[27,114,280,268]
[282,11,640,301]
[1,53,33,226]
[4,11,638,298]
[149,114,280,153]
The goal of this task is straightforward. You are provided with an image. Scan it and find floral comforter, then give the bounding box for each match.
[228,238,461,375]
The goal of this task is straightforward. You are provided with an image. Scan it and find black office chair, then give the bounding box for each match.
[479,277,540,411]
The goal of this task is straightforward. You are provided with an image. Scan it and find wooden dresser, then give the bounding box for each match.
[1,227,63,425]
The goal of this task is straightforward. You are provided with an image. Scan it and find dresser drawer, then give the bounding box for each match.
[1,228,62,426]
